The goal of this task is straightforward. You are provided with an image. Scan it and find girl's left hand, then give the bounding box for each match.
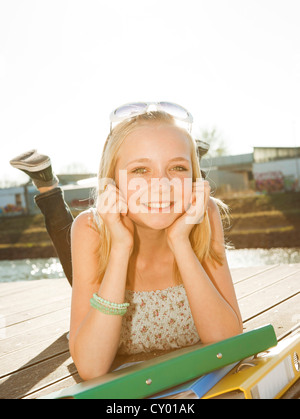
[167,179,211,250]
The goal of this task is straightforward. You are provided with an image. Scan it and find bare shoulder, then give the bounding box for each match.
[207,197,223,222]
[208,196,218,211]
[72,209,99,234]
[72,209,93,226]
[71,210,101,252]
[71,210,101,279]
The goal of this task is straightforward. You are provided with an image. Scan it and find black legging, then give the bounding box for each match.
[35,187,73,286]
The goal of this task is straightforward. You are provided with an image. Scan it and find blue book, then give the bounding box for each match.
[150,363,239,399]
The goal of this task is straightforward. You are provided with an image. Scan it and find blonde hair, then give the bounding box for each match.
[94,111,228,284]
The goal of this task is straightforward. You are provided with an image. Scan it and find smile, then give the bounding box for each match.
[142,202,175,209]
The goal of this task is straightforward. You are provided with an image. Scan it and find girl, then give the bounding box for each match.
[10,102,242,381]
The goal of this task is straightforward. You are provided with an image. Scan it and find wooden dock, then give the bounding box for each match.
[0,263,300,399]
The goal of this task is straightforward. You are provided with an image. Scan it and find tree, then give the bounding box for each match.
[0,174,27,188]
[196,127,228,158]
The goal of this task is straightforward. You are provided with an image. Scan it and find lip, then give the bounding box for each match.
[141,202,175,212]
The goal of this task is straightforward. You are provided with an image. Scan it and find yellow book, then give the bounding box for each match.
[203,331,300,399]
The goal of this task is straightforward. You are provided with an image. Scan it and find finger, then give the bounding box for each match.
[192,182,210,206]
[108,187,129,215]
[98,195,117,214]
[104,178,116,189]
[98,185,119,214]
[118,197,129,216]
[187,191,206,222]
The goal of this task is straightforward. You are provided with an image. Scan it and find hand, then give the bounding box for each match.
[167,179,211,251]
[97,184,134,252]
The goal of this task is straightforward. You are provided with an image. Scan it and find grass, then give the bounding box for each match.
[228,225,295,235]
[0,242,54,248]
[221,191,300,213]
[229,208,300,219]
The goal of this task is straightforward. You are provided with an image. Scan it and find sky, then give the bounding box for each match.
[1,0,300,186]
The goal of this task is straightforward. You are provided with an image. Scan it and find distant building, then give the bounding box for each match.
[0,175,96,217]
[0,186,34,216]
[200,152,254,194]
[198,146,300,194]
[253,147,300,193]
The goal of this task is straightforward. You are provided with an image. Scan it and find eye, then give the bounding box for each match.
[171,165,188,171]
[131,167,147,174]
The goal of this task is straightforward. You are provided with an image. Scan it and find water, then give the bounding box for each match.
[0,258,65,283]
[226,248,300,268]
[0,248,300,283]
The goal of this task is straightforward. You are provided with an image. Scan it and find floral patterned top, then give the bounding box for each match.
[118,285,200,355]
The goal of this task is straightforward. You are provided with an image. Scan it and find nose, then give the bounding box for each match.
[152,166,172,182]
[148,176,174,202]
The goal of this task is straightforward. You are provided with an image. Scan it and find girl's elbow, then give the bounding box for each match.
[70,346,110,381]
[76,363,110,382]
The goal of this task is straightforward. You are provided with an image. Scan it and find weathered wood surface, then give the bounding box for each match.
[0,263,299,399]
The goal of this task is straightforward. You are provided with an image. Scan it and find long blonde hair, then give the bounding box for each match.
[94,111,228,284]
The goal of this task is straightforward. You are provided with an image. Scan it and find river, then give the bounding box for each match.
[0,248,300,283]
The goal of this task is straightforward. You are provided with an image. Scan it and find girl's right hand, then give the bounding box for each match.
[97,184,134,252]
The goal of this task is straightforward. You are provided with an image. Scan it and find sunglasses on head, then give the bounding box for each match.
[109,102,193,132]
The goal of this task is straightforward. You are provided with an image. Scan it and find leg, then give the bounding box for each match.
[35,187,74,286]
[10,150,73,286]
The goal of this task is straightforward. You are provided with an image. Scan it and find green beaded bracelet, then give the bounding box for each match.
[90,299,127,316]
[90,296,128,316]
[92,293,130,309]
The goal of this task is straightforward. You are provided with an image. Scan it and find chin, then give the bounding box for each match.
[128,211,179,230]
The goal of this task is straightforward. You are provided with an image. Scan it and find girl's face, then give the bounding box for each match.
[114,123,194,230]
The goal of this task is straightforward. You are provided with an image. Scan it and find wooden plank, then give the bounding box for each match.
[230,265,280,284]
[0,280,71,315]
[0,278,70,304]
[3,297,70,328]
[23,374,82,399]
[0,278,69,298]
[0,316,70,357]
[0,279,53,296]
[0,334,69,377]
[243,293,300,338]
[239,272,300,321]
[234,264,300,300]
[0,352,77,399]
[2,306,70,339]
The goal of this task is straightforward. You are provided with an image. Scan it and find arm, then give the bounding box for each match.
[69,184,135,380]
[169,196,243,344]
[69,211,132,380]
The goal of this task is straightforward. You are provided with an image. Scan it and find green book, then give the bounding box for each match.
[45,324,277,399]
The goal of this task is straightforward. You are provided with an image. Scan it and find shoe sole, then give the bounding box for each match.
[10,158,51,173]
